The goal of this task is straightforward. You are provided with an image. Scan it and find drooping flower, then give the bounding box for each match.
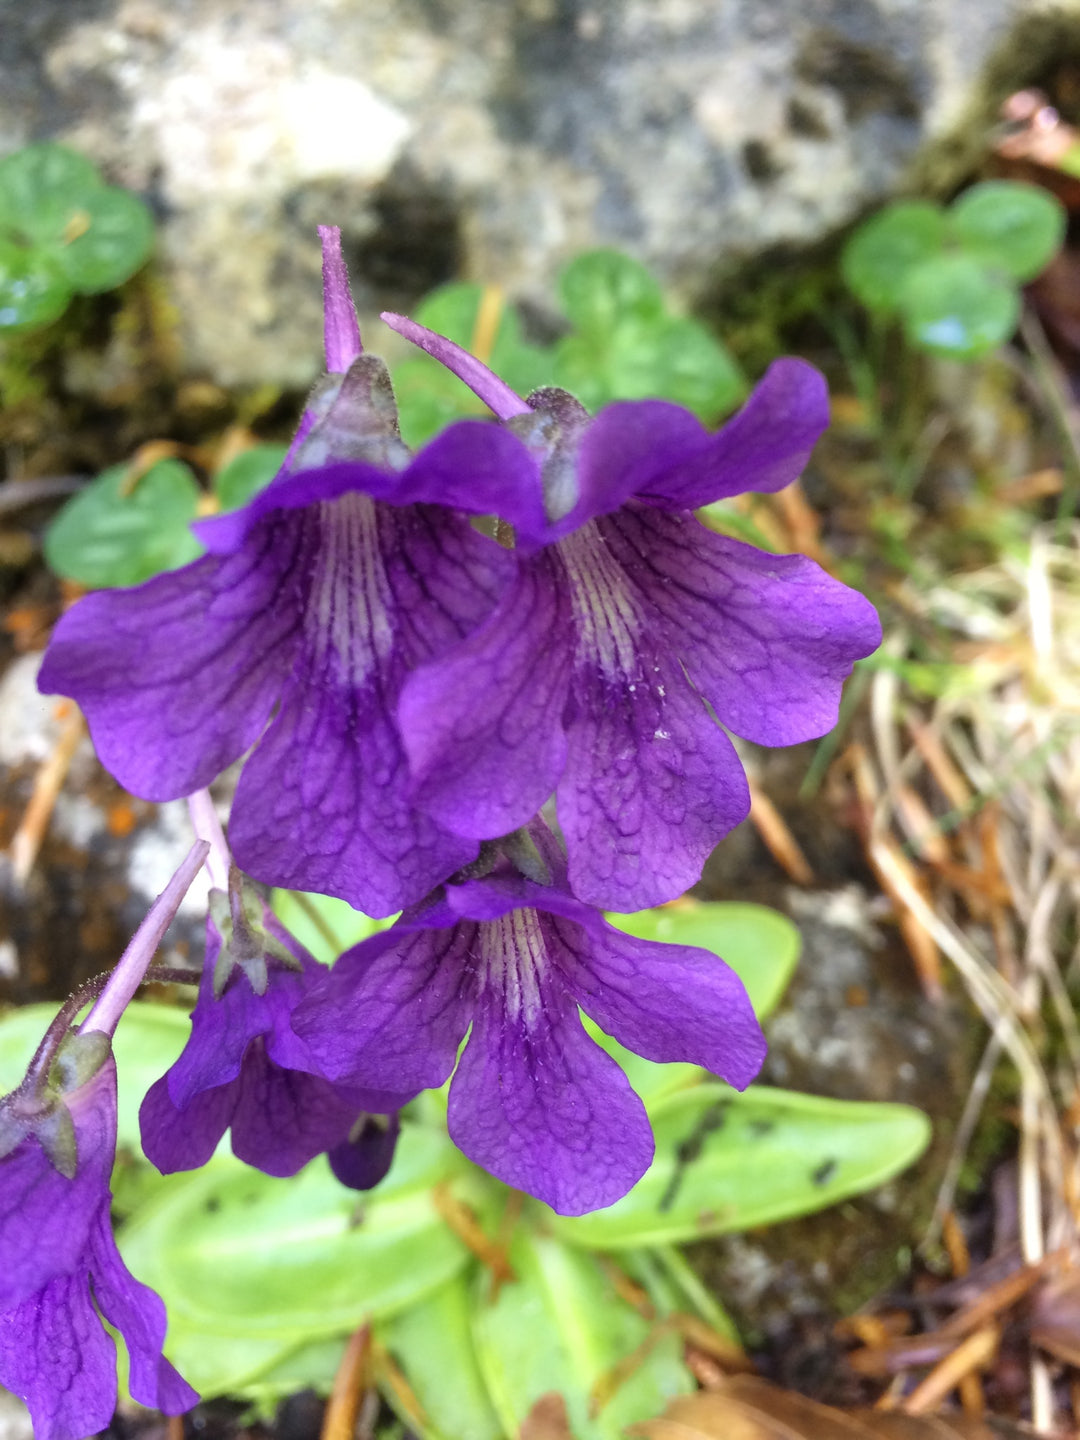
[140,871,411,1178]
[384,314,883,911]
[292,825,765,1215]
[37,231,529,915]
[0,1052,197,1440]
[0,846,207,1439]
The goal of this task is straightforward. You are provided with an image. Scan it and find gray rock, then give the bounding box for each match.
[2,0,1076,385]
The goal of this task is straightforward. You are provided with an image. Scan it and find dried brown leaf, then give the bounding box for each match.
[634,1377,1045,1440]
[519,1392,575,1440]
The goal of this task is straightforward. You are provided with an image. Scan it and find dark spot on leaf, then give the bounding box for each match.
[812,1158,838,1186]
[659,1099,732,1211]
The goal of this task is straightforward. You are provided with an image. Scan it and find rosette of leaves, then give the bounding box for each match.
[0,900,931,1439]
[43,445,288,589]
[0,143,155,333]
[840,180,1065,359]
[392,250,745,447]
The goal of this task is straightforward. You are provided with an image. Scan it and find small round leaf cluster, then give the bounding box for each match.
[841,180,1066,359]
[0,143,154,333]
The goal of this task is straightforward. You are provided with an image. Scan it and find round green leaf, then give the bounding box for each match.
[54,185,154,294]
[119,1134,474,1338]
[471,1231,693,1440]
[43,458,203,588]
[840,201,947,313]
[213,444,289,512]
[557,249,666,335]
[0,1001,190,1153]
[0,239,71,330]
[379,1274,503,1440]
[556,313,743,421]
[899,253,1019,359]
[950,180,1066,282]
[607,901,800,1022]
[549,1084,932,1250]
[0,143,103,247]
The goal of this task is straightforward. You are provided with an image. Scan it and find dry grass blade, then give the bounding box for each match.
[320,1323,371,1440]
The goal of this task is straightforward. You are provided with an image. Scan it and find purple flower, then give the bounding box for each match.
[292,831,765,1215]
[140,883,411,1178]
[37,233,531,915]
[0,1052,196,1440]
[387,317,882,910]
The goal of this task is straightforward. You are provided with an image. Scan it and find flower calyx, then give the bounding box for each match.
[0,1027,111,1179]
[208,865,299,999]
[292,353,409,474]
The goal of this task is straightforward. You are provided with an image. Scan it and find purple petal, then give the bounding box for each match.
[547,907,766,1088]
[38,526,305,802]
[139,1074,235,1172]
[394,422,549,537]
[88,1207,197,1416]
[400,558,573,839]
[628,358,830,511]
[319,226,363,372]
[228,500,507,911]
[564,400,708,527]
[0,1268,117,1440]
[0,1065,115,1312]
[448,962,653,1215]
[227,1039,361,1176]
[603,507,881,745]
[380,312,532,421]
[293,924,475,1094]
[558,650,750,909]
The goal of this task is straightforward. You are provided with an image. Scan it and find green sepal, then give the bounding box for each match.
[208,876,299,999]
[51,1029,112,1092]
[0,1103,31,1161]
[34,1101,79,1179]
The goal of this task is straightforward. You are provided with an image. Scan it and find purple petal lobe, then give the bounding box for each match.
[294,924,475,1094]
[88,1207,197,1415]
[227,1040,361,1177]
[628,357,830,510]
[558,650,750,909]
[139,1074,235,1173]
[0,1269,117,1440]
[394,421,548,537]
[38,530,304,802]
[328,1114,400,1191]
[380,312,532,420]
[400,559,572,839]
[319,225,363,372]
[603,506,881,745]
[550,910,766,1088]
[448,952,653,1215]
[567,399,708,526]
